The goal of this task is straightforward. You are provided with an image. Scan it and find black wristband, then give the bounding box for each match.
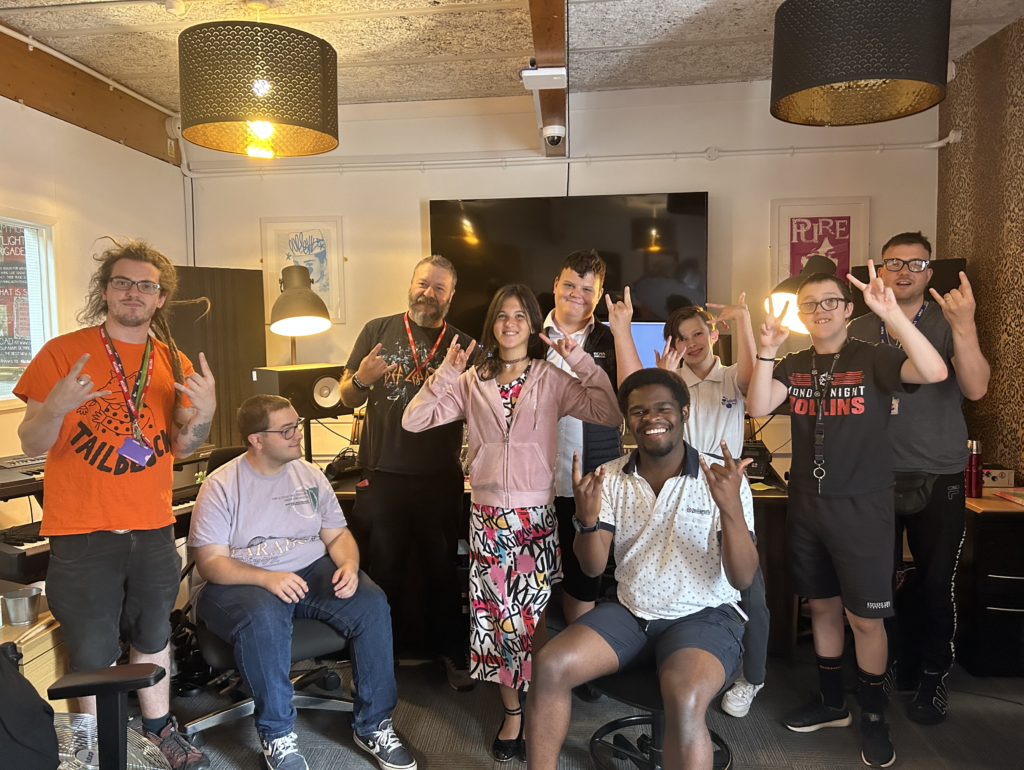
[755,355,775,362]
[351,373,370,391]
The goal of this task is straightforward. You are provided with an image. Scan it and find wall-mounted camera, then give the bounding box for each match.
[542,125,566,147]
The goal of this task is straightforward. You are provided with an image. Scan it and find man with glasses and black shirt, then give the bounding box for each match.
[848,232,989,725]
[190,395,414,770]
[747,266,947,768]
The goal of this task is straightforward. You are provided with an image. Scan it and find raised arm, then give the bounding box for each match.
[699,443,758,590]
[570,453,614,578]
[18,354,112,456]
[849,261,947,384]
[746,297,790,417]
[930,272,990,400]
[401,337,475,433]
[606,288,642,386]
[707,292,756,394]
[171,352,216,459]
[541,335,621,427]
[340,342,399,408]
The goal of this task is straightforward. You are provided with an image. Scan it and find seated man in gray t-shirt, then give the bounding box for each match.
[189,394,415,770]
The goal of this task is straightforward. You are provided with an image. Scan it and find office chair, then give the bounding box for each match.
[178,446,355,741]
[589,663,735,770]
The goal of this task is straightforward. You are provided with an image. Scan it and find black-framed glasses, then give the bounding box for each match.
[797,297,848,314]
[109,277,162,295]
[261,423,301,440]
[882,258,930,273]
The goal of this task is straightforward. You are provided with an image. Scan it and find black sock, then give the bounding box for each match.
[142,713,173,735]
[857,668,888,715]
[817,655,845,709]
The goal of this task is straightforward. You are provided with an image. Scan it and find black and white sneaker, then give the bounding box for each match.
[260,732,308,770]
[784,695,853,732]
[907,669,949,725]
[860,712,896,768]
[354,718,417,770]
[441,648,475,692]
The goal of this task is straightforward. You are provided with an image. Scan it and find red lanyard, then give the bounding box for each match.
[404,313,447,378]
[99,325,154,444]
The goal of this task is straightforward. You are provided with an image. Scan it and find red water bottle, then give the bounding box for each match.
[966,439,983,498]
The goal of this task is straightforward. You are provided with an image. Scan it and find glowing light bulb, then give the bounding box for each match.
[764,292,807,334]
[246,145,274,159]
[247,120,274,140]
[252,79,271,97]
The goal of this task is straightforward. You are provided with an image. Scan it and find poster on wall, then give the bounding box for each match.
[0,225,32,381]
[261,217,346,325]
[770,197,871,286]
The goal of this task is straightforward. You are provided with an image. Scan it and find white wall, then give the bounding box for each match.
[191,81,939,466]
[0,96,187,527]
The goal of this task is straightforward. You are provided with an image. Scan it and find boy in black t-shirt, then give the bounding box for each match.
[746,265,947,769]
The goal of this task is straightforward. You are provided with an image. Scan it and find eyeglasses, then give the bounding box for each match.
[261,423,302,440]
[882,258,930,273]
[108,277,162,295]
[797,297,848,314]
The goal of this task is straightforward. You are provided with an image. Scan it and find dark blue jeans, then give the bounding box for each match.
[196,556,397,739]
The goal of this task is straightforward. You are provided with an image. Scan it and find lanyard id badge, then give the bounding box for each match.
[809,341,846,494]
[99,325,155,465]
[403,313,447,384]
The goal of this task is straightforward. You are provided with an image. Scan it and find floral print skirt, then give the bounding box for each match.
[468,502,562,691]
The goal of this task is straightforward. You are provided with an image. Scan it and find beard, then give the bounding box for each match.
[106,303,155,328]
[639,437,677,458]
[407,292,451,326]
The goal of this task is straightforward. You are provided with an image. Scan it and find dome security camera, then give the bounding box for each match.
[542,125,566,147]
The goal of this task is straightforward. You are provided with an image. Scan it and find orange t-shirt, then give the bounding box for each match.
[14,327,194,536]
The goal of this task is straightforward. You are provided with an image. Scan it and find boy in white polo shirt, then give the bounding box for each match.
[607,290,769,718]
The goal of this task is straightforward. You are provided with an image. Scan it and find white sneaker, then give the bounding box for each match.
[721,677,764,718]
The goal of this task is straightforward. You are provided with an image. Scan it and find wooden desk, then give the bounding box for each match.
[0,589,76,712]
[336,476,799,658]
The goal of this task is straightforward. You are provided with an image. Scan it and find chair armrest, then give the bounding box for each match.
[48,664,165,700]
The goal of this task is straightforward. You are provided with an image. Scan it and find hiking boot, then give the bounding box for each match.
[721,677,764,718]
[907,669,949,725]
[143,717,210,770]
[860,712,896,767]
[784,694,853,732]
[260,732,309,770]
[354,717,417,770]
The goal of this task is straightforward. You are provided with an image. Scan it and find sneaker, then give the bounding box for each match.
[721,677,765,718]
[260,732,309,770]
[907,669,949,725]
[860,712,896,767]
[354,717,417,770]
[783,695,853,733]
[143,717,210,770]
[888,658,920,694]
[441,649,475,692]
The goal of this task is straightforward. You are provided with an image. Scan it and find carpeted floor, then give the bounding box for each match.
[164,635,1024,770]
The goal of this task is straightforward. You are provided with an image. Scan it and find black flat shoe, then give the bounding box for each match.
[492,706,523,762]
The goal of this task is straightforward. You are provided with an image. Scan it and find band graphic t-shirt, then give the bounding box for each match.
[772,339,912,496]
[14,327,194,535]
[346,313,471,475]
[188,455,347,594]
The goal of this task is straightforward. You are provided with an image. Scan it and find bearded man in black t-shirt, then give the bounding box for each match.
[340,254,475,691]
[746,266,947,769]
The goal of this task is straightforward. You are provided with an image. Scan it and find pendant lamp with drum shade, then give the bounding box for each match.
[770,0,951,126]
[178,20,338,158]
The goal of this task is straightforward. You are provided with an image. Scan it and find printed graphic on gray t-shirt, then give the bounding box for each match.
[188,456,347,589]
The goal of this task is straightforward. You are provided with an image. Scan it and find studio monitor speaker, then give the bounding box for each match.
[252,364,352,419]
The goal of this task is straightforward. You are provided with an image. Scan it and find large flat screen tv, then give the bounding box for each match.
[429,193,708,340]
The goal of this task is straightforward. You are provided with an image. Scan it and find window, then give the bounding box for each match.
[0,216,57,401]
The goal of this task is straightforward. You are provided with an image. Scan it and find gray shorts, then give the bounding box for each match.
[46,526,181,671]
[575,601,745,678]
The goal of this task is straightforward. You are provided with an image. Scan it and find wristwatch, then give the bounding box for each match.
[572,515,601,534]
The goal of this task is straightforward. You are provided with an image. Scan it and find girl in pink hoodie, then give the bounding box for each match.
[403,284,620,761]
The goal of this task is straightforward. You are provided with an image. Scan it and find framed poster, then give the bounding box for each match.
[770,197,870,286]
[261,216,345,324]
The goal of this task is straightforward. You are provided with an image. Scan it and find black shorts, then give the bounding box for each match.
[553,496,603,603]
[787,488,895,618]
[46,526,181,671]
[575,600,744,678]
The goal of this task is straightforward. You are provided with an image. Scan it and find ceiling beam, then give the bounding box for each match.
[527,0,567,157]
[0,26,179,165]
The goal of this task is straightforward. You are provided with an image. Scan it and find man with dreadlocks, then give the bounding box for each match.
[15,238,215,770]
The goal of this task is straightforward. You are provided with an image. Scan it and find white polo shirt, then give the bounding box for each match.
[678,357,745,457]
[543,310,595,498]
[598,446,755,620]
